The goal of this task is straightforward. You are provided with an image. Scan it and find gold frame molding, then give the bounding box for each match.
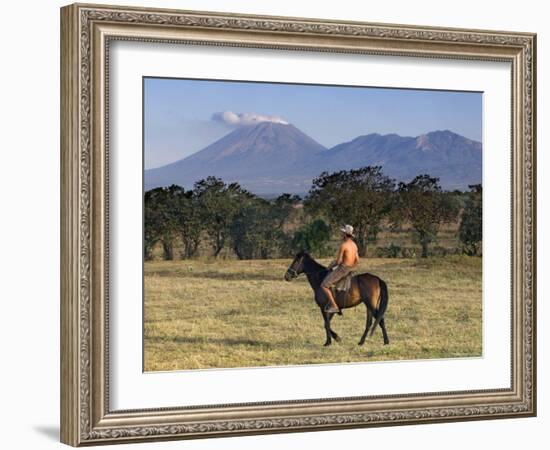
[60,3,536,446]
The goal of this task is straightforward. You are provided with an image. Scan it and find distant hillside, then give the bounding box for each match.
[315,130,482,191]
[145,123,482,194]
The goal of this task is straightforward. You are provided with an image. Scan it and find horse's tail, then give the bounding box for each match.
[369,278,388,337]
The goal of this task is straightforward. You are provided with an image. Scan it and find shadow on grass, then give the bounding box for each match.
[146,270,289,282]
[147,335,274,348]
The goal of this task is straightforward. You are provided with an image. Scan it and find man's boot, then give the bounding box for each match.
[324,291,341,314]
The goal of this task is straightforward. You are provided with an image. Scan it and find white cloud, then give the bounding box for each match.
[212,111,289,126]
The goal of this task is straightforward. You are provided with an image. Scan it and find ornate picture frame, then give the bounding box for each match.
[60,3,536,446]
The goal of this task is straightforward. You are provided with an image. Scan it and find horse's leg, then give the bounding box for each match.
[358,305,373,346]
[327,312,341,342]
[379,317,390,345]
[320,308,332,346]
[319,310,340,345]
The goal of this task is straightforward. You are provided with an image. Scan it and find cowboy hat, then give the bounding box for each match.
[339,224,354,236]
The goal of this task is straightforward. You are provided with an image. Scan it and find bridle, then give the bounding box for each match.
[286,255,304,279]
[286,255,327,279]
[286,267,300,279]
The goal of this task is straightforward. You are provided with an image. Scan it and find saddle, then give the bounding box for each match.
[334,271,356,293]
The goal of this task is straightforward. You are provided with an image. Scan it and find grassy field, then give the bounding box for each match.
[144,256,482,372]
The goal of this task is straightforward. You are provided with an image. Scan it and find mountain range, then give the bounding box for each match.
[145,122,482,195]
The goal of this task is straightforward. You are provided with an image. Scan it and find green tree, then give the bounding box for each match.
[229,197,286,259]
[143,186,180,260]
[306,166,395,256]
[291,219,331,256]
[194,177,253,257]
[272,193,302,229]
[168,186,203,259]
[144,189,162,260]
[459,184,482,256]
[395,175,460,258]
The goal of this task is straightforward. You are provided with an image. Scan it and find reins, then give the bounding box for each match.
[290,257,348,310]
[288,258,327,279]
[293,268,327,278]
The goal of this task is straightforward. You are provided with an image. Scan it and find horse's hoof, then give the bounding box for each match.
[324,341,332,347]
[334,336,341,343]
[358,341,365,346]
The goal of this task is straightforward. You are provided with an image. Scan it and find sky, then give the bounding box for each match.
[144,77,482,170]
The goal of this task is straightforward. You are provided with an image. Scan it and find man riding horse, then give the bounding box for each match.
[284,231,389,346]
[321,224,359,314]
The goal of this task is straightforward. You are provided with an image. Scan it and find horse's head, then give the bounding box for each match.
[284,251,308,281]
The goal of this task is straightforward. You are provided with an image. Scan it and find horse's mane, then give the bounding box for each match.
[301,252,327,272]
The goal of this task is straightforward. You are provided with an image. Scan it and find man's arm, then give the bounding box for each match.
[327,244,345,269]
[353,243,359,266]
[335,244,345,265]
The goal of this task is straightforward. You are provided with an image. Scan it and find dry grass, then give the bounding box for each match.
[144,256,482,371]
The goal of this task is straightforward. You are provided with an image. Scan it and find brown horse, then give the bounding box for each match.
[284,251,389,347]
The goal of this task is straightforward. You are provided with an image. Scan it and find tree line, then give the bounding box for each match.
[144,166,482,261]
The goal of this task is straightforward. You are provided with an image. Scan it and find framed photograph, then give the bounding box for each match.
[60,3,536,446]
